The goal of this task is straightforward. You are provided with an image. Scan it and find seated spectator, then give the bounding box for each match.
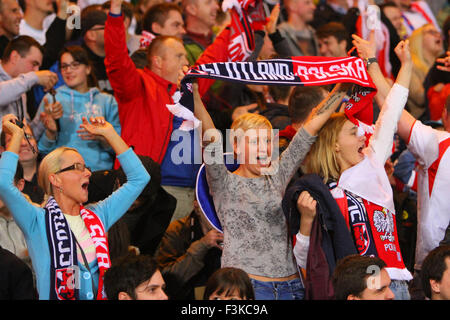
[203,267,255,300]
[407,24,444,120]
[155,199,223,300]
[421,245,450,300]
[1,123,44,204]
[38,45,120,172]
[331,254,395,300]
[104,254,168,300]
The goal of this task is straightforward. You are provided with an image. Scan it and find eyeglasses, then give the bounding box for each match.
[60,61,82,71]
[56,163,91,174]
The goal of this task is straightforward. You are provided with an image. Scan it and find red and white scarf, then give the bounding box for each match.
[44,197,111,300]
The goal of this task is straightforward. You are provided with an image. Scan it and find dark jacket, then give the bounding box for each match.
[282,173,357,300]
[155,212,222,300]
[0,246,37,300]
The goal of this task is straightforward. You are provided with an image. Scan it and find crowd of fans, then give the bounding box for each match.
[0,0,449,301]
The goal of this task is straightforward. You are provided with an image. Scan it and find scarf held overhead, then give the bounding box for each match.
[180,56,377,125]
[44,197,111,300]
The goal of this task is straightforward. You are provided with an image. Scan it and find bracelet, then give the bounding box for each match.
[365,57,378,68]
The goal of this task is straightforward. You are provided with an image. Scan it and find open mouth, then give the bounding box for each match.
[81,182,89,191]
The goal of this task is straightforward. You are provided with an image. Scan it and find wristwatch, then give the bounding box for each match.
[365,57,378,68]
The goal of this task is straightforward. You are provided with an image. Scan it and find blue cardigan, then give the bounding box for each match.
[0,148,150,299]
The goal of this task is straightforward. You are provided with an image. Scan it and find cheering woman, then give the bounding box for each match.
[0,114,150,300]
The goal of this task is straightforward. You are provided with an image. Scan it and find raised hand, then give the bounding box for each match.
[110,0,123,14]
[394,40,411,65]
[351,30,376,61]
[77,116,113,141]
[2,114,24,137]
[265,4,280,35]
[437,51,450,72]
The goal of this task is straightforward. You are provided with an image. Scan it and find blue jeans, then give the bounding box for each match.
[390,280,411,300]
[250,278,305,300]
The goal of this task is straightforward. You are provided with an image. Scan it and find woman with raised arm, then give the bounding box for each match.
[291,39,414,300]
[193,80,349,300]
[353,30,450,299]
[0,114,150,300]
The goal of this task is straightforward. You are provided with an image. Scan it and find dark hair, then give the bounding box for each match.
[421,245,450,299]
[288,86,327,124]
[58,46,98,88]
[2,35,44,63]
[104,254,160,300]
[269,85,292,103]
[331,254,387,300]
[142,2,182,33]
[14,161,24,184]
[443,16,450,52]
[203,267,255,300]
[316,22,349,45]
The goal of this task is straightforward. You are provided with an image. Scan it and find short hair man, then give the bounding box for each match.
[0,35,58,137]
[277,0,318,56]
[19,0,55,45]
[316,21,349,57]
[104,254,168,300]
[0,0,23,55]
[421,245,450,300]
[279,86,327,153]
[332,254,396,300]
[182,0,219,65]
[142,2,185,39]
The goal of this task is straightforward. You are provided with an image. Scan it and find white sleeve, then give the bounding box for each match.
[293,233,310,269]
[407,120,440,168]
[368,83,409,165]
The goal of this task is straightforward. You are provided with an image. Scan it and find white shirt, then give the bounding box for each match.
[19,14,56,45]
[407,121,450,270]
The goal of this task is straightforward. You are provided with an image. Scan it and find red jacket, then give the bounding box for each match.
[104,14,230,164]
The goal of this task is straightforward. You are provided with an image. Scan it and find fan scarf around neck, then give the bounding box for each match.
[44,196,110,300]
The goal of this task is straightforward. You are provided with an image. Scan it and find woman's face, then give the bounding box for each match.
[54,150,91,204]
[60,52,91,91]
[234,126,274,177]
[335,120,366,174]
[422,25,443,57]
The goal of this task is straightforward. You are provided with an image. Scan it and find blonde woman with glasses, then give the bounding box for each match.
[0,113,149,300]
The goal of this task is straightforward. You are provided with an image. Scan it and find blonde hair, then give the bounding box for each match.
[38,146,79,196]
[408,24,437,75]
[231,113,272,132]
[304,113,348,183]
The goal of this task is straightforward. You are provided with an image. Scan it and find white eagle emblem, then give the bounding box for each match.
[373,208,395,242]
